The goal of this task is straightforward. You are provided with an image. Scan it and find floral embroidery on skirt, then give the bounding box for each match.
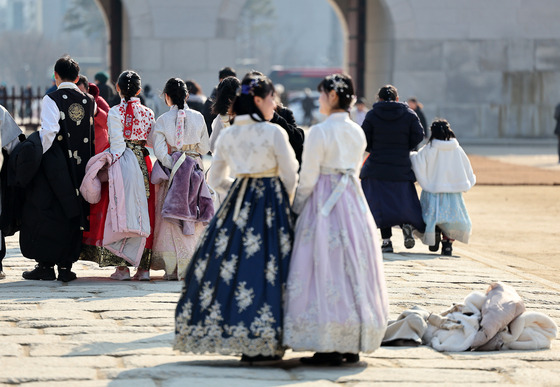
[174,177,294,357]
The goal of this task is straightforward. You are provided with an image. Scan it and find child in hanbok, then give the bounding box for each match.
[283,74,389,365]
[106,70,156,280]
[151,78,212,280]
[174,74,299,362]
[410,119,476,255]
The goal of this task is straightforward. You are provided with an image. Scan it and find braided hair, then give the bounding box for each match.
[428,118,456,144]
[117,70,141,101]
[163,78,188,109]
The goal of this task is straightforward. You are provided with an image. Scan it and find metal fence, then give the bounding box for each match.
[0,86,48,131]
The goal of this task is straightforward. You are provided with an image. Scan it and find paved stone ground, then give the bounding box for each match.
[1,231,559,387]
[1,140,558,386]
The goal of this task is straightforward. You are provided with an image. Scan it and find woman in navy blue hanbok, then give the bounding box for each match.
[174,74,299,360]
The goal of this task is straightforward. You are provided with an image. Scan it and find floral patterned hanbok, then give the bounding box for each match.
[174,115,298,357]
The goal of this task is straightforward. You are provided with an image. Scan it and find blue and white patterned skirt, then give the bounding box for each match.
[419,191,472,246]
[174,177,294,357]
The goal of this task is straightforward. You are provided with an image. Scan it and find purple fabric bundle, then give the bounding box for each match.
[151,152,214,235]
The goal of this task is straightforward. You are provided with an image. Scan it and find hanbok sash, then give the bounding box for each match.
[320,166,368,216]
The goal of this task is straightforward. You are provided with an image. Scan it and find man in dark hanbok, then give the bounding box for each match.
[18,55,95,282]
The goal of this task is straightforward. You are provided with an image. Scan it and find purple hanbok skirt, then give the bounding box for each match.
[283,174,389,353]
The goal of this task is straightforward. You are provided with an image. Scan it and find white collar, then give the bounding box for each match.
[57,82,79,91]
[233,114,258,126]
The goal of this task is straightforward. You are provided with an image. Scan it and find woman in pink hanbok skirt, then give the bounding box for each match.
[283,74,389,365]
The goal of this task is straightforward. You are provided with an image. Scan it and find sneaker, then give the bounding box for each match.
[133,268,150,281]
[0,270,5,279]
[57,268,77,282]
[442,241,453,256]
[381,240,393,253]
[402,224,415,249]
[429,227,441,252]
[110,267,131,280]
[22,265,56,281]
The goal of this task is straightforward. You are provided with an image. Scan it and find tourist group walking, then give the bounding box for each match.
[0,55,477,364]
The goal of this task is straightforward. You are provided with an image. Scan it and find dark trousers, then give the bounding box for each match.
[0,234,5,271]
[381,227,393,239]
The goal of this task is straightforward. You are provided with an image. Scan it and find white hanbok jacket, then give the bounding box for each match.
[410,138,476,193]
[209,114,298,200]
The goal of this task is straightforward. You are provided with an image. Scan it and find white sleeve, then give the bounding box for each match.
[39,95,60,153]
[209,116,223,153]
[0,106,22,153]
[153,116,173,169]
[107,108,126,159]
[273,125,299,203]
[198,114,210,155]
[208,134,234,193]
[292,126,322,213]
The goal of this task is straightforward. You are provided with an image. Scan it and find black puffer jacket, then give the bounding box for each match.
[360,101,424,181]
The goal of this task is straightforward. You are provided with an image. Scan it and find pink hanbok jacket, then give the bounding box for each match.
[80,149,151,266]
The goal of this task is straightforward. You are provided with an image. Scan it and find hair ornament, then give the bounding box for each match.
[240,78,260,95]
[327,75,348,94]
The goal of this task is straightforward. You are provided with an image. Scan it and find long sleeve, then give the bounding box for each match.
[39,95,60,154]
[107,108,125,159]
[271,110,305,164]
[209,116,224,153]
[0,106,22,152]
[208,134,234,193]
[153,116,173,169]
[361,112,374,153]
[197,115,210,155]
[292,126,323,213]
[409,114,425,150]
[273,126,299,202]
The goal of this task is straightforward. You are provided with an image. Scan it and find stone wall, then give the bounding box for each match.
[379,0,560,138]
[121,0,244,96]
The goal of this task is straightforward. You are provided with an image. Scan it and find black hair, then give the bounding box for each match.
[211,76,241,116]
[219,66,237,80]
[163,77,188,109]
[54,55,80,82]
[317,73,355,111]
[231,74,275,122]
[378,84,398,102]
[185,80,201,95]
[428,118,456,143]
[117,70,141,102]
[245,70,264,78]
[77,74,89,92]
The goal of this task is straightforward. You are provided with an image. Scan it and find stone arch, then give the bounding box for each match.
[94,0,123,83]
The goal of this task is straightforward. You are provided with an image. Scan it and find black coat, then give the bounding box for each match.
[10,132,83,265]
[270,106,305,166]
[360,101,424,181]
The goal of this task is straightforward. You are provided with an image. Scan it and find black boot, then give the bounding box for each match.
[22,264,56,280]
[300,352,343,366]
[429,226,441,252]
[442,240,453,256]
[57,267,77,282]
